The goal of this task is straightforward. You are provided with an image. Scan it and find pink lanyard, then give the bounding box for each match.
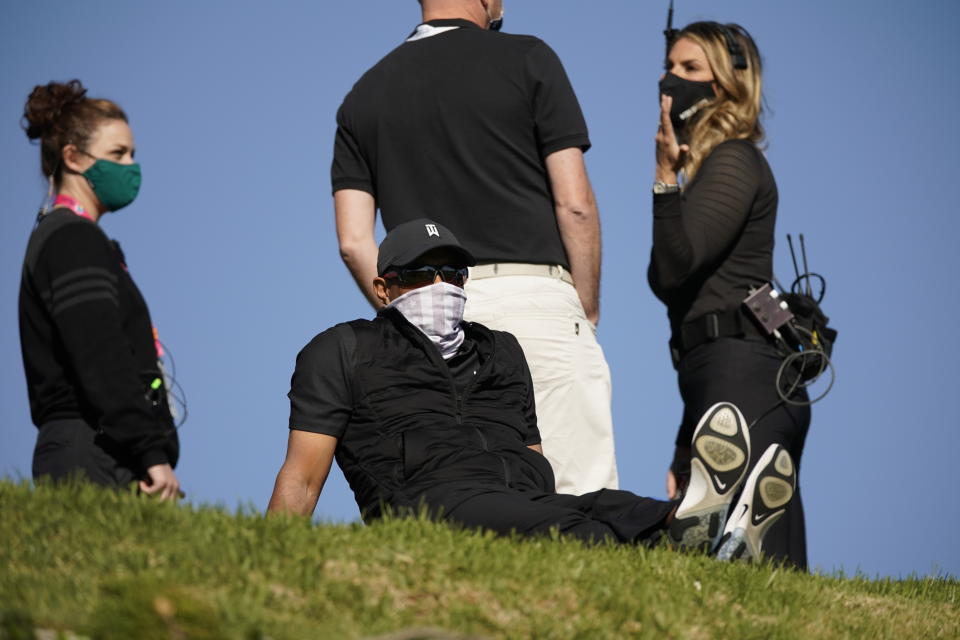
[52,194,93,220]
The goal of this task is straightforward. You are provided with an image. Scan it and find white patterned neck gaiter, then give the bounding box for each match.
[387,282,467,359]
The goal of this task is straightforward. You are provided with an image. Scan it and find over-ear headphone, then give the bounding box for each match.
[717,24,748,70]
[664,2,749,71]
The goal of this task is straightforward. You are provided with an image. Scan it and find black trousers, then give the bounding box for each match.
[442,488,677,545]
[33,418,138,488]
[677,336,811,570]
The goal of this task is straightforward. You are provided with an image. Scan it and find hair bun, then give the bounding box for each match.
[22,79,88,141]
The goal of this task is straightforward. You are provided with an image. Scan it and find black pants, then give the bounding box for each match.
[33,418,138,488]
[443,488,677,545]
[677,336,811,570]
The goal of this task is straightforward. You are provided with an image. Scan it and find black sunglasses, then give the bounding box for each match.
[382,264,469,288]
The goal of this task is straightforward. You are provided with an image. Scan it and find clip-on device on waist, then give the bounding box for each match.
[742,234,837,406]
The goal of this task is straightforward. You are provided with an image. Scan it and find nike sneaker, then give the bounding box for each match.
[669,402,751,551]
[715,444,797,562]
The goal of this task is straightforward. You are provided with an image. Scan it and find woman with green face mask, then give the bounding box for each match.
[18,79,181,501]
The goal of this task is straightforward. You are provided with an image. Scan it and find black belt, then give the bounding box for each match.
[670,308,764,366]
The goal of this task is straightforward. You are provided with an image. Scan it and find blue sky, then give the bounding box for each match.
[1,1,957,579]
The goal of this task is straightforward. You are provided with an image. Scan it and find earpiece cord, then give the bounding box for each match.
[777,352,835,406]
[158,339,189,429]
[167,376,189,429]
[747,398,785,431]
[747,350,835,431]
[791,272,826,304]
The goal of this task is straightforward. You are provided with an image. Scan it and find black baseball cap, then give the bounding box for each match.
[377,218,477,275]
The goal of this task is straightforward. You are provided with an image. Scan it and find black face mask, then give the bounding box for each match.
[659,72,716,134]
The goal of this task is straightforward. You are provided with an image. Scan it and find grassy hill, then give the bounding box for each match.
[1,481,957,639]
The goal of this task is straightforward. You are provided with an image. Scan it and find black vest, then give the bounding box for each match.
[335,309,555,520]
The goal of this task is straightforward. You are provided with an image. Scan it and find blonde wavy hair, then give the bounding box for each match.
[675,22,764,184]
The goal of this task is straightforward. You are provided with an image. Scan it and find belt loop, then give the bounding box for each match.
[706,313,720,340]
[493,264,499,275]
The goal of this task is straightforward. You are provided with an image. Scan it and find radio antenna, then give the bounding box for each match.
[799,233,812,296]
[787,233,801,288]
[664,1,679,61]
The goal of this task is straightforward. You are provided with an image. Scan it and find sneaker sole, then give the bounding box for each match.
[716,444,797,561]
[670,402,751,551]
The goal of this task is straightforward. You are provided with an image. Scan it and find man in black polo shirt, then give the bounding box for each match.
[270,220,792,559]
[333,0,618,495]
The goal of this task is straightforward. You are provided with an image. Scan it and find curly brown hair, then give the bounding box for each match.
[22,79,128,188]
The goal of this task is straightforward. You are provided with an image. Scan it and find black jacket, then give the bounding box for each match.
[294,308,554,520]
[19,209,179,469]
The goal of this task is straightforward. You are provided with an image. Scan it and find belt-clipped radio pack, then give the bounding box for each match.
[742,234,838,406]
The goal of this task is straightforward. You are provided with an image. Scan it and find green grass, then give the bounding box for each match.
[1,480,957,639]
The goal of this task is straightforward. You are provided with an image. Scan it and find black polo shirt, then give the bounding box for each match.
[289,333,486,438]
[332,18,591,269]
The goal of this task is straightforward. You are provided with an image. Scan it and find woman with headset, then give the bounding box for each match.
[650,22,810,569]
[19,80,180,500]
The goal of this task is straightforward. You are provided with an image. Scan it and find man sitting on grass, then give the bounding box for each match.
[268,219,795,560]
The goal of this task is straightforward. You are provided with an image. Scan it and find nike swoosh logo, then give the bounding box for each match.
[714,475,727,490]
[752,511,768,525]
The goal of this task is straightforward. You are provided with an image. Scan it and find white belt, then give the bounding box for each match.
[469,263,574,286]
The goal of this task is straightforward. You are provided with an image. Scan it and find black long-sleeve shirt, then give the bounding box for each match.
[648,139,778,340]
[19,209,178,469]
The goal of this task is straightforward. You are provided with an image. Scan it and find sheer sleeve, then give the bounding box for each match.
[650,140,762,291]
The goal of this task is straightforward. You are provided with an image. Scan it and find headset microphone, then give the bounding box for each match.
[663,2,749,71]
[721,26,748,70]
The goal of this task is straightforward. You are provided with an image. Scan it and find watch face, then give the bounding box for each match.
[653,180,680,194]
[653,181,679,194]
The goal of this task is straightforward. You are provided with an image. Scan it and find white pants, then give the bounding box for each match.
[464,275,619,494]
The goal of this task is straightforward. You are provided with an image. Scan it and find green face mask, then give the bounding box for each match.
[82,158,142,212]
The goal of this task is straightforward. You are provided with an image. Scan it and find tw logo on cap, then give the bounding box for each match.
[425,224,439,238]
